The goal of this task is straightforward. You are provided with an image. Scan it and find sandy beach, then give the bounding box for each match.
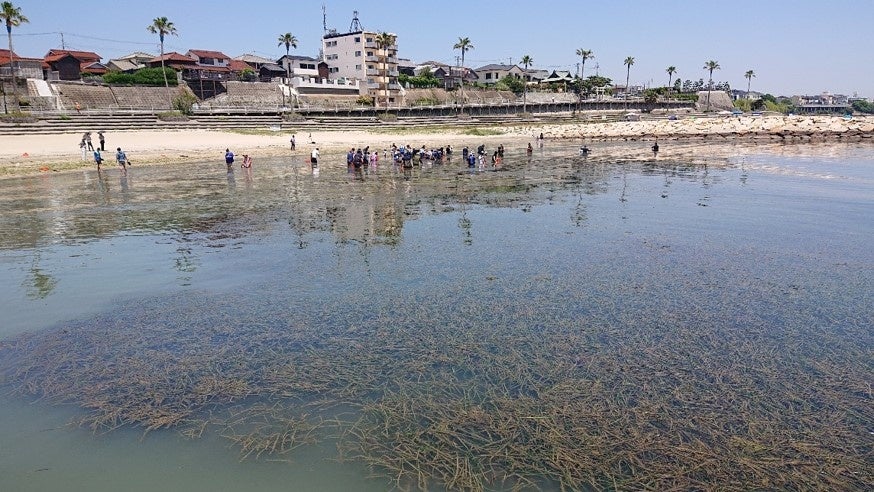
[1,115,871,178]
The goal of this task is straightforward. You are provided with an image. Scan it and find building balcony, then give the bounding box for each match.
[366,69,379,76]
[365,56,379,63]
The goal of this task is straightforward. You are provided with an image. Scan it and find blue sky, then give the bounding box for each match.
[9,0,874,98]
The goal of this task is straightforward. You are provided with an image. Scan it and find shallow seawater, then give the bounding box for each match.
[0,142,872,491]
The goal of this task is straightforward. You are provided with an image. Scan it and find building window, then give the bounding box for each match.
[329,67,339,73]
[354,37,361,42]
[486,73,492,80]
[355,64,362,70]
[366,37,373,42]
[355,51,361,57]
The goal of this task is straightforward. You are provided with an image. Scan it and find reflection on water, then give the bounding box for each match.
[0,142,872,490]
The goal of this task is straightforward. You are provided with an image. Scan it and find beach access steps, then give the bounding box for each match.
[0,110,582,136]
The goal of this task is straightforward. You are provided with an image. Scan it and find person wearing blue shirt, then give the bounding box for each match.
[225,148,235,172]
[115,147,128,174]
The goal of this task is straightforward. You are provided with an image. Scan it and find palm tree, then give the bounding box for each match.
[277,33,298,81]
[453,37,473,113]
[623,56,635,109]
[575,48,593,80]
[375,32,396,109]
[146,16,178,105]
[744,70,755,98]
[520,55,533,114]
[703,60,720,112]
[666,66,677,91]
[1,1,28,111]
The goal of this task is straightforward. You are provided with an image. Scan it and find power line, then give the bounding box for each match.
[16,30,153,46]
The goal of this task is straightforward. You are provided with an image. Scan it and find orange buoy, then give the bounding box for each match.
[39,166,49,172]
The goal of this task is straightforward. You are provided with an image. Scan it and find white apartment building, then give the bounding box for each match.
[322,30,400,105]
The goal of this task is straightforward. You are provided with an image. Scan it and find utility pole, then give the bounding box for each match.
[60,32,65,49]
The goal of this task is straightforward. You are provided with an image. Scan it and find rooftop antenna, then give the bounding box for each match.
[322,4,328,34]
[349,10,362,32]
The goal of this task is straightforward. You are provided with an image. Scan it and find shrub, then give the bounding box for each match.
[733,99,752,112]
[377,113,397,122]
[172,93,198,115]
[104,67,178,86]
[643,89,659,104]
[157,110,189,121]
[413,97,439,106]
[356,95,374,107]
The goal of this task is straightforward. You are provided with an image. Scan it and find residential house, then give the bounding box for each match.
[106,52,155,73]
[0,48,44,80]
[258,63,287,82]
[397,58,416,76]
[185,49,233,82]
[277,54,320,79]
[432,66,478,90]
[234,53,275,70]
[44,49,103,80]
[145,52,198,72]
[322,30,400,104]
[474,64,524,85]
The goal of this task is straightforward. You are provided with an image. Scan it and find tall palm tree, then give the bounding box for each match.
[703,60,720,111]
[744,70,755,98]
[277,33,298,108]
[666,66,677,91]
[575,48,593,80]
[1,1,28,111]
[623,56,635,109]
[520,55,533,114]
[375,31,396,109]
[277,33,298,80]
[147,16,178,105]
[453,37,473,113]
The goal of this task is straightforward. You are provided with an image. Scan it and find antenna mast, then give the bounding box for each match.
[349,10,362,32]
[322,5,328,34]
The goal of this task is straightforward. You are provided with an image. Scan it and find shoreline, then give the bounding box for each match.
[1,115,871,179]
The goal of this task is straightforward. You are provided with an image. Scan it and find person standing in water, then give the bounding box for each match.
[224,148,235,172]
[310,147,320,168]
[115,147,129,174]
[93,149,103,171]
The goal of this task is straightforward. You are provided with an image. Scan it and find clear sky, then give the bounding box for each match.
[8,0,874,98]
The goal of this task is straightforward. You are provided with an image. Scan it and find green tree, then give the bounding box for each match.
[703,60,720,111]
[453,37,474,113]
[497,75,523,93]
[744,69,755,98]
[376,31,397,109]
[147,16,178,104]
[666,66,676,91]
[1,1,28,112]
[623,56,635,109]
[520,54,533,113]
[575,48,593,79]
[277,33,298,80]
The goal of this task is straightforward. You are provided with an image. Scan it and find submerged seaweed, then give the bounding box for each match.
[1,144,872,490]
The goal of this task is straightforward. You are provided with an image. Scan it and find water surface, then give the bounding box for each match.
[1,142,871,490]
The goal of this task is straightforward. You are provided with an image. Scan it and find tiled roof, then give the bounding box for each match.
[475,64,517,72]
[45,49,101,62]
[235,53,274,65]
[227,59,251,72]
[188,49,231,60]
[148,52,197,63]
